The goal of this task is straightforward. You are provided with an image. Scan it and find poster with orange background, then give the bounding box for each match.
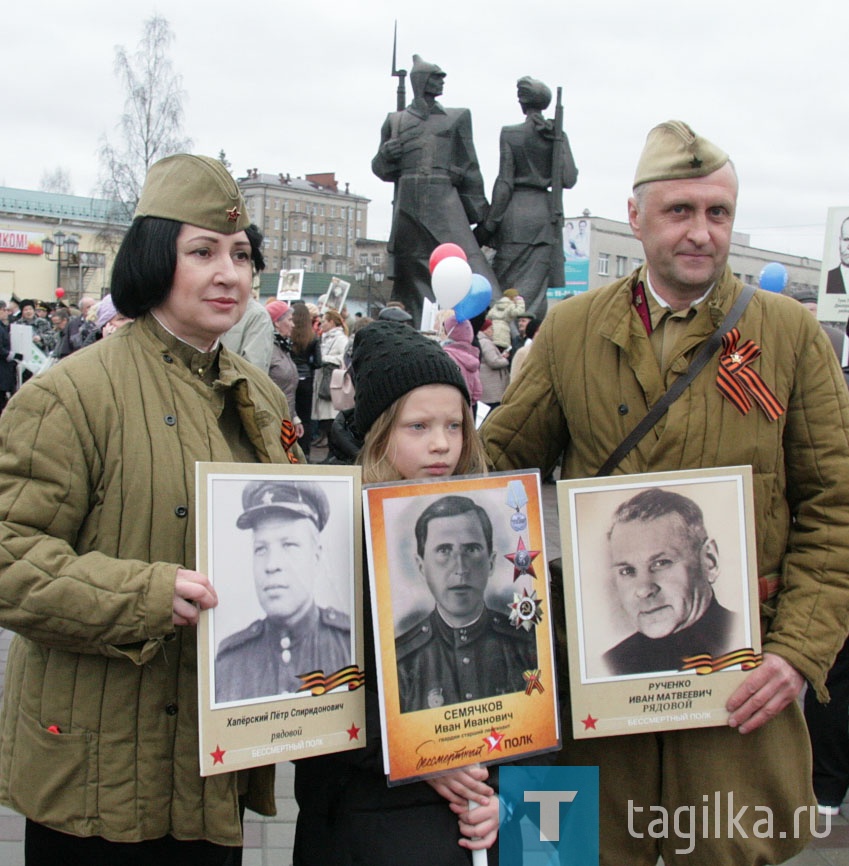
[364,470,560,785]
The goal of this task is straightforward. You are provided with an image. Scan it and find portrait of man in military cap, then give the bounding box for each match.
[393,494,537,713]
[214,478,353,704]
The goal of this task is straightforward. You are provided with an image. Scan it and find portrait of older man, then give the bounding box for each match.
[826,215,849,294]
[395,495,537,713]
[215,480,351,703]
[602,487,742,676]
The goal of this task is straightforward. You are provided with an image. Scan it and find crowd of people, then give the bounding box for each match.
[0,118,847,866]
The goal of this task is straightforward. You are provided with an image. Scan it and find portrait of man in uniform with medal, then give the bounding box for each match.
[394,494,537,713]
[214,479,352,703]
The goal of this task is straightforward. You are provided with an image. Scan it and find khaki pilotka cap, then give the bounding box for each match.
[134,153,251,233]
[633,121,729,188]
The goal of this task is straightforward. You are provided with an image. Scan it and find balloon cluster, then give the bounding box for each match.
[759,262,788,293]
[429,243,492,323]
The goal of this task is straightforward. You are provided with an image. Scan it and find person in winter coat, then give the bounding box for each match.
[289,302,321,459]
[487,288,525,350]
[312,309,348,446]
[0,302,17,412]
[266,299,303,440]
[441,311,482,408]
[0,154,303,865]
[477,318,510,409]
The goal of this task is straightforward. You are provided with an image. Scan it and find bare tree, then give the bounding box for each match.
[98,15,191,223]
[40,167,73,195]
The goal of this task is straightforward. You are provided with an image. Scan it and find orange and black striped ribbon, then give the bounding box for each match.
[280,419,300,463]
[716,328,784,421]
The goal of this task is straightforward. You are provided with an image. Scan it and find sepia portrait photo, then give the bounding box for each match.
[565,470,756,684]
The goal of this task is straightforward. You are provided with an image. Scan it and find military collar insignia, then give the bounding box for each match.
[632,281,652,334]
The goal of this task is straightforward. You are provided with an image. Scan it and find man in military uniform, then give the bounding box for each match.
[395,495,536,713]
[372,54,499,328]
[482,121,849,863]
[215,480,351,702]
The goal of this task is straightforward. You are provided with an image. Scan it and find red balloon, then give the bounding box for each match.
[55,287,65,298]
[429,243,467,274]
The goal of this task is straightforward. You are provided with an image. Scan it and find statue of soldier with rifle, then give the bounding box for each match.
[475,77,578,318]
[372,49,500,328]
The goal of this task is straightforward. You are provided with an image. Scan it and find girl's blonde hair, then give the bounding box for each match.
[358,389,489,484]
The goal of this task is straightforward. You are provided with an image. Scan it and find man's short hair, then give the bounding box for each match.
[51,308,70,323]
[609,488,708,550]
[415,495,493,558]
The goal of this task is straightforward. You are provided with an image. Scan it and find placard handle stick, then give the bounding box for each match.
[467,800,488,866]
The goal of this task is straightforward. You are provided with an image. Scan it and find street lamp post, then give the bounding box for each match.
[42,230,80,301]
[354,264,385,318]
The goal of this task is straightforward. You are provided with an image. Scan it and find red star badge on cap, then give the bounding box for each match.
[582,714,598,731]
[347,723,361,741]
[211,744,226,765]
[227,206,241,222]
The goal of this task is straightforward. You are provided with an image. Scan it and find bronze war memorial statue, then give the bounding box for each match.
[476,76,578,318]
[372,54,500,327]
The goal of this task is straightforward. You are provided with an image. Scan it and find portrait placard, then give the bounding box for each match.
[196,463,365,776]
[556,466,761,739]
[318,277,350,314]
[363,471,560,785]
[277,269,304,303]
[817,206,849,324]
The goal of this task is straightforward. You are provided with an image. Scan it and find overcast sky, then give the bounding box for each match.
[3,0,843,261]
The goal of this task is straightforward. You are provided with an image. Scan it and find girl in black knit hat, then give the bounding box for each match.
[293,320,500,865]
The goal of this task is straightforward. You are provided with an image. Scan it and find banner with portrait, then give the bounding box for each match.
[277,269,304,303]
[363,470,560,785]
[556,466,761,739]
[196,463,365,776]
[816,206,849,324]
[318,276,351,314]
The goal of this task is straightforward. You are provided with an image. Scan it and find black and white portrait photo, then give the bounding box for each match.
[566,474,754,683]
[208,473,357,706]
[383,491,538,713]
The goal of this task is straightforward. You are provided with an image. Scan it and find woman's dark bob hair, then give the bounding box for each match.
[110,218,265,318]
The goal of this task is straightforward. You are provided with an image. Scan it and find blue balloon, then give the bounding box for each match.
[759,262,788,293]
[453,273,493,323]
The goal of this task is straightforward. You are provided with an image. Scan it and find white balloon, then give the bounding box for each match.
[431,256,473,308]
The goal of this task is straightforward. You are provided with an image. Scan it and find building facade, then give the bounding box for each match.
[0,188,130,304]
[238,171,372,276]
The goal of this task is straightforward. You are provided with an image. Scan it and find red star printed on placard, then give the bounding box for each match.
[347,723,361,741]
[483,728,504,753]
[211,744,226,765]
[504,537,540,580]
[582,714,598,731]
